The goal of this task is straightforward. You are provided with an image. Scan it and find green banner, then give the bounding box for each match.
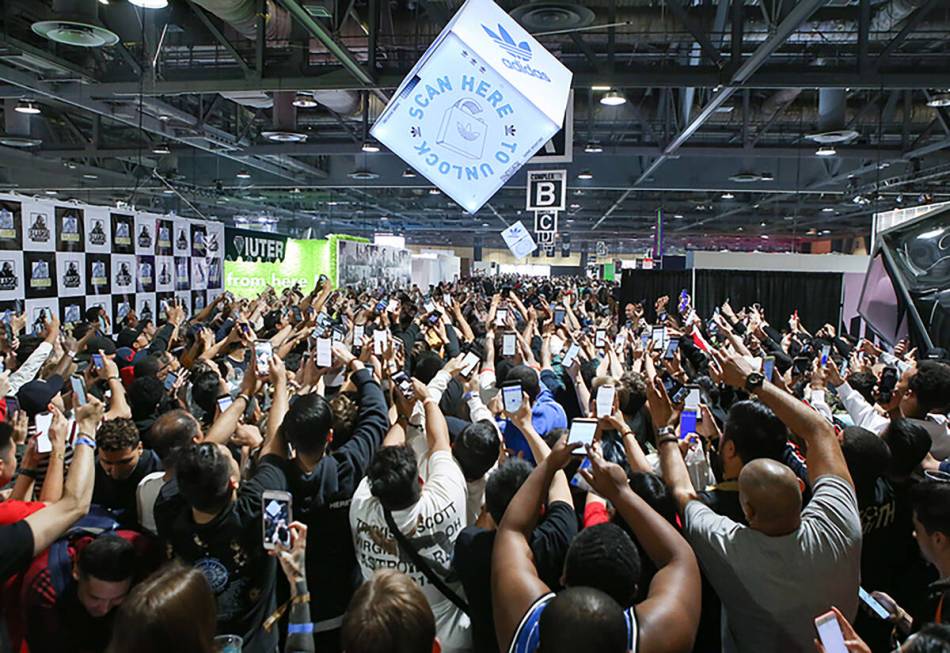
[224,238,332,299]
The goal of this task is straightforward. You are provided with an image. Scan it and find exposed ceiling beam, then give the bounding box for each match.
[630,0,830,189]
[67,69,950,98]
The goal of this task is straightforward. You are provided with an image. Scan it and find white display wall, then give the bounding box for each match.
[0,194,224,333]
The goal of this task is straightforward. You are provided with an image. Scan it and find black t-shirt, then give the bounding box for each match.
[154,454,286,653]
[27,582,116,653]
[697,481,747,525]
[92,448,162,527]
[0,520,34,580]
[452,501,577,653]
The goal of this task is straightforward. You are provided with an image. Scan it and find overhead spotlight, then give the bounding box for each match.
[673,214,684,219]
[759,171,774,182]
[44,190,57,195]
[816,145,837,157]
[721,192,735,200]
[481,222,489,227]
[290,187,302,194]
[577,170,593,180]
[235,170,252,179]
[162,188,175,195]
[14,100,40,115]
[584,142,603,153]
[822,207,835,213]
[402,168,417,178]
[361,141,381,153]
[82,173,98,179]
[926,93,950,108]
[152,142,171,155]
[760,234,769,239]
[591,85,612,91]
[428,188,440,195]
[129,0,168,8]
[158,114,171,122]
[569,203,580,209]
[292,93,319,108]
[599,90,626,106]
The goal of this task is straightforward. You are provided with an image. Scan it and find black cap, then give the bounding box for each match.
[116,325,146,350]
[17,375,64,417]
[84,335,117,356]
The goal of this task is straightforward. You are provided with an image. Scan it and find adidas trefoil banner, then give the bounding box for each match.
[371,0,572,214]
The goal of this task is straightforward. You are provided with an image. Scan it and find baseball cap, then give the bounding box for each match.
[116,325,146,350]
[84,335,117,357]
[17,375,65,417]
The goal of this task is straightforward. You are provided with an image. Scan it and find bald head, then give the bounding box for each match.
[738,459,802,536]
[149,409,202,464]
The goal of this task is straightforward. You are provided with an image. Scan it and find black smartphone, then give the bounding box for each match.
[878,366,898,403]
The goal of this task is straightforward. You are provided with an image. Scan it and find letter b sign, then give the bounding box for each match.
[526,170,566,212]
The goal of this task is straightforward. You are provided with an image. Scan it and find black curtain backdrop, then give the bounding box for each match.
[620,269,693,322]
[621,268,843,329]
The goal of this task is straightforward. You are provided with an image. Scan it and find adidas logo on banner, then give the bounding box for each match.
[481,23,532,61]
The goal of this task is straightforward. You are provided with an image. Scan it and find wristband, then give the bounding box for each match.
[109,376,120,381]
[463,391,475,401]
[75,436,96,450]
[658,434,679,447]
[20,468,38,479]
[287,623,314,635]
[66,350,77,359]
[236,393,251,405]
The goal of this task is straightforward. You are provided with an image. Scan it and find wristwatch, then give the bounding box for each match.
[657,426,678,446]
[744,371,765,392]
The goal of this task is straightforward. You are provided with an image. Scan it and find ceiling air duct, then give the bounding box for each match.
[262,91,307,143]
[510,2,596,34]
[0,99,41,147]
[32,0,119,48]
[807,88,859,145]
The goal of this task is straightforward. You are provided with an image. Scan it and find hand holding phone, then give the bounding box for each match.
[262,490,293,551]
[567,418,597,449]
[255,340,273,376]
[502,383,523,414]
[814,610,849,653]
[35,412,54,454]
[316,337,332,368]
[595,385,615,418]
[502,332,516,357]
[70,375,87,407]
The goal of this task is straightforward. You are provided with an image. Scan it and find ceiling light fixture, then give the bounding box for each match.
[816,145,837,157]
[926,93,950,108]
[428,188,440,195]
[402,168,417,178]
[292,93,319,108]
[129,0,168,8]
[162,188,175,195]
[14,100,40,115]
[591,85,612,92]
[822,207,835,213]
[152,143,171,155]
[721,192,735,200]
[584,142,603,153]
[44,190,57,195]
[236,170,252,179]
[263,131,307,143]
[599,90,626,106]
[82,173,98,179]
[361,141,381,153]
[577,170,593,180]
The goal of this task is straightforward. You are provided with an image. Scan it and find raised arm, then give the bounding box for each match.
[205,359,259,446]
[24,399,103,556]
[712,348,852,486]
[493,440,580,651]
[414,379,451,453]
[581,447,701,653]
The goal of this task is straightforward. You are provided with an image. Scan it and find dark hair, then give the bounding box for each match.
[78,534,136,582]
[190,371,220,419]
[327,392,358,450]
[537,587,628,653]
[909,361,950,414]
[847,371,877,405]
[906,623,950,653]
[148,410,200,464]
[505,365,541,403]
[485,458,534,524]
[722,400,788,464]
[911,481,950,537]
[563,523,641,607]
[175,443,232,514]
[453,420,500,482]
[133,355,162,380]
[342,569,436,653]
[128,376,167,423]
[367,446,420,511]
[0,421,13,458]
[107,563,216,653]
[279,393,333,457]
[881,418,931,478]
[411,351,444,385]
[618,371,647,415]
[841,426,892,500]
[97,418,141,453]
[628,471,677,525]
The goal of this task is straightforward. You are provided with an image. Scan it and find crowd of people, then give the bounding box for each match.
[0,272,948,653]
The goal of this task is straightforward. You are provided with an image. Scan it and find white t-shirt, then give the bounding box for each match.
[350,450,472,652]
[136,471,167,535]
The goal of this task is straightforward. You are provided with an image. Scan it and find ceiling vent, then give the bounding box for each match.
[511,2,595,34]
[32,0,118,48]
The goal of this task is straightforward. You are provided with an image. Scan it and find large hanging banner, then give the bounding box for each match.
[370,0,572,214]
[0,195,224,334]
[225,226,289,263]
[336,239,412,290]
[224,238,331,299]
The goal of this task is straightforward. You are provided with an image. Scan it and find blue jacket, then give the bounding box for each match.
[502,386,568,463]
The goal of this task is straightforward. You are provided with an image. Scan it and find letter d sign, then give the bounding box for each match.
[526,170,566,211]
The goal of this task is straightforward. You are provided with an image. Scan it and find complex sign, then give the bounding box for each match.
[370,0,572,214]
